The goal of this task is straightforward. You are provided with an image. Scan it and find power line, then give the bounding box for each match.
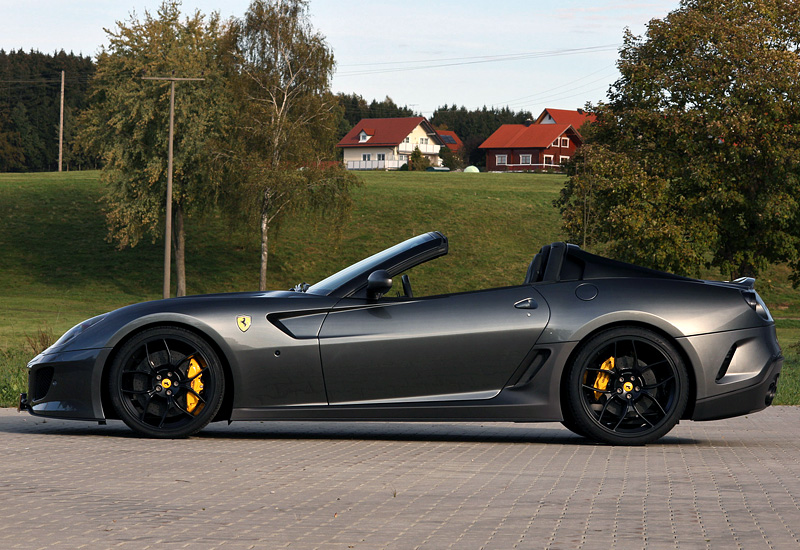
[496,65,616,106]
[335,44,620,77]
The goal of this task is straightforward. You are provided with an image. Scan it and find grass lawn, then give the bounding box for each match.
[1,170,797,406]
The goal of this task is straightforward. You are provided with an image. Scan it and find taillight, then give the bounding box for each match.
[741,290,771,321]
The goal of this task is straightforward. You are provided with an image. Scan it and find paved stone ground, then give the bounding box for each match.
[1,407,799,550]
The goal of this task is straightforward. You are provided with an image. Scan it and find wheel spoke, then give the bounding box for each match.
[163,339,172,365]
[637,359,668,374]
[157,400,171,428]
[643,375,674,390]
[186,387,206,403]
[170,397,195,418]
[641,391,668,417]
[122,388,152,395]
[597,395,620,424]
[175,352,199,370]
[632,402,655,427]
[631,340,639,368]
[144,342,157,372]
[612,404,630,431]
[585,366,619,374]
[139,394,154,422]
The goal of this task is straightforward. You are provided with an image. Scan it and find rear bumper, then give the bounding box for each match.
[691,353,783,421]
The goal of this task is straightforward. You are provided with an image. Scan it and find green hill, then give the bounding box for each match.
[0,170,565,344]
[1,170,797,405]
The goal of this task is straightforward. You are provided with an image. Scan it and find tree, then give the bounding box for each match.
[0,49,96,171]
[438,145,463,171]
[408,146,430,171]
[0,110,25,171]
[79,1,230,296]
[223,0,359,290]
[557,0,800,281]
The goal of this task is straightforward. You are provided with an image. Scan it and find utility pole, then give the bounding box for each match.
[58,70,64,172]
[142,75,204,299]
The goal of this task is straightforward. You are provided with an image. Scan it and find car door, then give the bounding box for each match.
[318,285,550,404]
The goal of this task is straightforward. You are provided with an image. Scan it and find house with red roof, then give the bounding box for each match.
[435,129,463,152]
[534,108,596,130]
[479,121,583,172]
[337,117,446,170]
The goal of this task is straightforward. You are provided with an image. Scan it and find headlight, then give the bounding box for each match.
[50,314,107,351]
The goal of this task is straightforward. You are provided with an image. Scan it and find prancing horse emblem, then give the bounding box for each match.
[236,315,252,332]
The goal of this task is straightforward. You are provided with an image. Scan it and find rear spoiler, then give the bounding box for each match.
[730,277,755,289]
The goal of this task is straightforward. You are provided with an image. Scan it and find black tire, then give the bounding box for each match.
[560,411,589,438]
[565,327,688,445]
[108,327,225,438]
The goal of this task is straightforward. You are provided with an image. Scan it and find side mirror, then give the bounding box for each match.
[366,270,392,300]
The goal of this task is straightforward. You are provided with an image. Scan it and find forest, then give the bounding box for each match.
[1,51,535,172]
[0,49,97,172]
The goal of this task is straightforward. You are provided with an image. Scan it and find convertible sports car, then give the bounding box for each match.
[20,232,782,444]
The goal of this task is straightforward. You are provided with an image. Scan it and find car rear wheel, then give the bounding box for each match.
[109,327,225,438]
[565,327,688,445]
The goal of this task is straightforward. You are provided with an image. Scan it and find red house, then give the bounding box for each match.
[435,129,463,152]
[479,122,583,172]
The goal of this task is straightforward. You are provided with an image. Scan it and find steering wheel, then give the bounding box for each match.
[401,274,414,298]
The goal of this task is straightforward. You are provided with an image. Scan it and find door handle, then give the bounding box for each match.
[514,297,538,309]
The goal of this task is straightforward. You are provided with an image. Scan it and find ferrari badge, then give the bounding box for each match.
[236,315,252,332]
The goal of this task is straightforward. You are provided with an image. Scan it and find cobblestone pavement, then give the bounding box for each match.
[1,407,799,550]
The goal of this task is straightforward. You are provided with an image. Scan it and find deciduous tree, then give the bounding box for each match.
[222,0,359,290]
[557,0,800,281]
[80,1,230,296]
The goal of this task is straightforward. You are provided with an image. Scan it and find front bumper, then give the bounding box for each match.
[24,347,110,421]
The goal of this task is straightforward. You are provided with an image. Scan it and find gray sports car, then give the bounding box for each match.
[20,232,782,444]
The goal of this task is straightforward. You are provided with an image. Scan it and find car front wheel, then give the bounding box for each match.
[108,327,225,438]
[565,327,688,445]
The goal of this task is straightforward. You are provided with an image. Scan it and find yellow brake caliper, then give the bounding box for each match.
[186,358,204,414]
[589,356,615,400]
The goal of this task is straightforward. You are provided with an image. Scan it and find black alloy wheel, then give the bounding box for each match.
[108,327,225,438]
[565,327,688,445]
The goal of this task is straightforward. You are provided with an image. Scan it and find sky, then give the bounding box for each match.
[0,0,679,117]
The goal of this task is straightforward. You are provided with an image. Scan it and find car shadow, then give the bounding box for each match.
[0,415,700,445]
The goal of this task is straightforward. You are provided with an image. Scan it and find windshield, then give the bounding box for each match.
[307,233,438,296]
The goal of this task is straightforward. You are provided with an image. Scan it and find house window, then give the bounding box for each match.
[404,137,410,143]
[377,153,385,161]
[419,137,429,145]
[359,131,370,143]
[543,155,554,165]
[496,155,508,165]
[559,155,570,164]
[362,153,371,161]
[552,139,559,147]
[520,154,532,165]
[399,154,407,161]
[560,137,570,148]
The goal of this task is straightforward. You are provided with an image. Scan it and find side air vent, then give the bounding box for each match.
[716,345,737,382]
[33,366,54,400]
[507,350,552,388]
